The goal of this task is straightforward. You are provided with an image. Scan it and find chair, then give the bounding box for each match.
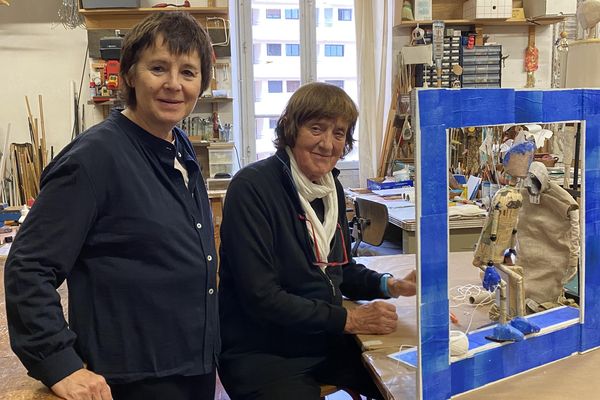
[351,197,402,257]
[319,384,362,400]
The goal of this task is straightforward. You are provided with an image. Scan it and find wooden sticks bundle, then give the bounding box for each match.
[4,95,50,205]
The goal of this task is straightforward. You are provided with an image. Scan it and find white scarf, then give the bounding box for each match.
[286,147,339,269]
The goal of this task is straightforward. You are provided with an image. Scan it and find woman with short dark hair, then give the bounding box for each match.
[5,12,219,400]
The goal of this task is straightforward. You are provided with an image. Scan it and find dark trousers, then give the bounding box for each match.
[220,335,382,400]
[110,371,216,400]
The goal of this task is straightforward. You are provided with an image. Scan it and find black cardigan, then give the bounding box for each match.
[218,149,386,361]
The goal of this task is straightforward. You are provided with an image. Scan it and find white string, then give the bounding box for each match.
[449,284,496,334]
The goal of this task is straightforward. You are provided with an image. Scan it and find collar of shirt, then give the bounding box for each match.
[112,110,201,191]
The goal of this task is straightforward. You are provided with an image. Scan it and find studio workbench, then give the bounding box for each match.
[346,190,486,253]
[2,253,600,399]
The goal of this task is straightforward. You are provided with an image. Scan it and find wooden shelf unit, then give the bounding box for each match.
[395,16,564,28]
[394,0,565,28]
[198,97,233,104]
[78,5,228,29]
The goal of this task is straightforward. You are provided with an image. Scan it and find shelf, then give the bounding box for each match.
[79,6,229,29]
[198,97,233,104]
[394,16,565,28]
[88,97,120,106]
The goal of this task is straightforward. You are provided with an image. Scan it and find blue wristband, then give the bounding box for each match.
[380,273,393,297]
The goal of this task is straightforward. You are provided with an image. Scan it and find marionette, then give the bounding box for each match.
[473,138,540,341]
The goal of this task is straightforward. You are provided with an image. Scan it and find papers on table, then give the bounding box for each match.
[466,175,482,201]
[372,187,415,198]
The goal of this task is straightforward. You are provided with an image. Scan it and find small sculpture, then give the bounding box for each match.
[473,138,541,341]
[577,0,600,39]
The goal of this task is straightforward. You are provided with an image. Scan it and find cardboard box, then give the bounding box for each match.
[463,0,512,19]
[81,0,140,9]
[523,0,577,18]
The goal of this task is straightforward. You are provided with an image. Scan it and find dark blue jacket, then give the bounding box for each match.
[5,110,219,387]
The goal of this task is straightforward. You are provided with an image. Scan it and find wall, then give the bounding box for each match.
[0,0,90,155]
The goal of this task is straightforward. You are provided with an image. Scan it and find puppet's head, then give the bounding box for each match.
[503,140,536,179]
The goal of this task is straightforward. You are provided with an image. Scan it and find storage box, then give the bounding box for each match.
[99,37,123,60]
[523,0,577,18]
[463,0,512,19]
[81,0,140,9]
[207,178,231,191]
[413,0,432,21]
[367,179,413,191]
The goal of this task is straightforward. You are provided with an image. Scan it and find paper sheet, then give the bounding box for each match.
[467,175,482,200]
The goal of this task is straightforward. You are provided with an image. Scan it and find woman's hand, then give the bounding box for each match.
[388,269,417,298]
[51,368,112,400]
[344,301,398,335]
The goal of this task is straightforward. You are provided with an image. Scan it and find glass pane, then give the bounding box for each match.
[316,0,358,161]
[252,0,301,161]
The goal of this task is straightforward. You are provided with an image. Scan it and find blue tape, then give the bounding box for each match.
[419,125,448,216]
[420,215,448,304]
[466,307,578,346]
[458,89,515,127]
[582,114,600,351]
[515,90,543,123]
[543,90,583,122]
[583,89,600,118]
[418,89,450,128]
[451,324,580,395]
[423,367,452,400]
[391,347,418,367]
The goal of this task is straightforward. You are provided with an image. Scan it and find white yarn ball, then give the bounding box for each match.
[450,330,469,357]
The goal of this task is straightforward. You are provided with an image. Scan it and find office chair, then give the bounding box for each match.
[351,197,400,257]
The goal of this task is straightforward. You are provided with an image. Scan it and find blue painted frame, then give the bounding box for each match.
[415,88,600,399]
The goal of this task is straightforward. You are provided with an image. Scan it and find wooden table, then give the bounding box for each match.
[353,253,600,400]
[350,252,490,399]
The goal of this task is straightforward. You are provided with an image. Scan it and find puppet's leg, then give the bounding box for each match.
[480,263,525,342]
[497,263,540,335]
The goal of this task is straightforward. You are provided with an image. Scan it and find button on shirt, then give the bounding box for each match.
[4,110,220,387]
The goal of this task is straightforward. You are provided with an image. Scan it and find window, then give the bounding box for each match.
[286,80,300,92]
[269,118,278,129]
[265,8,281,19]
[324,44,344,57]
[251,8,260,25]
[266,43,281,56]
[268,80,283,93]
[338,8,352,21]
[285,8,299,19]
[325,80,344,89]
[254,80,262,101]
[240,0,357,163]
[324,8,333,27]
[286,43,300,56]
[252,44,261,64]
